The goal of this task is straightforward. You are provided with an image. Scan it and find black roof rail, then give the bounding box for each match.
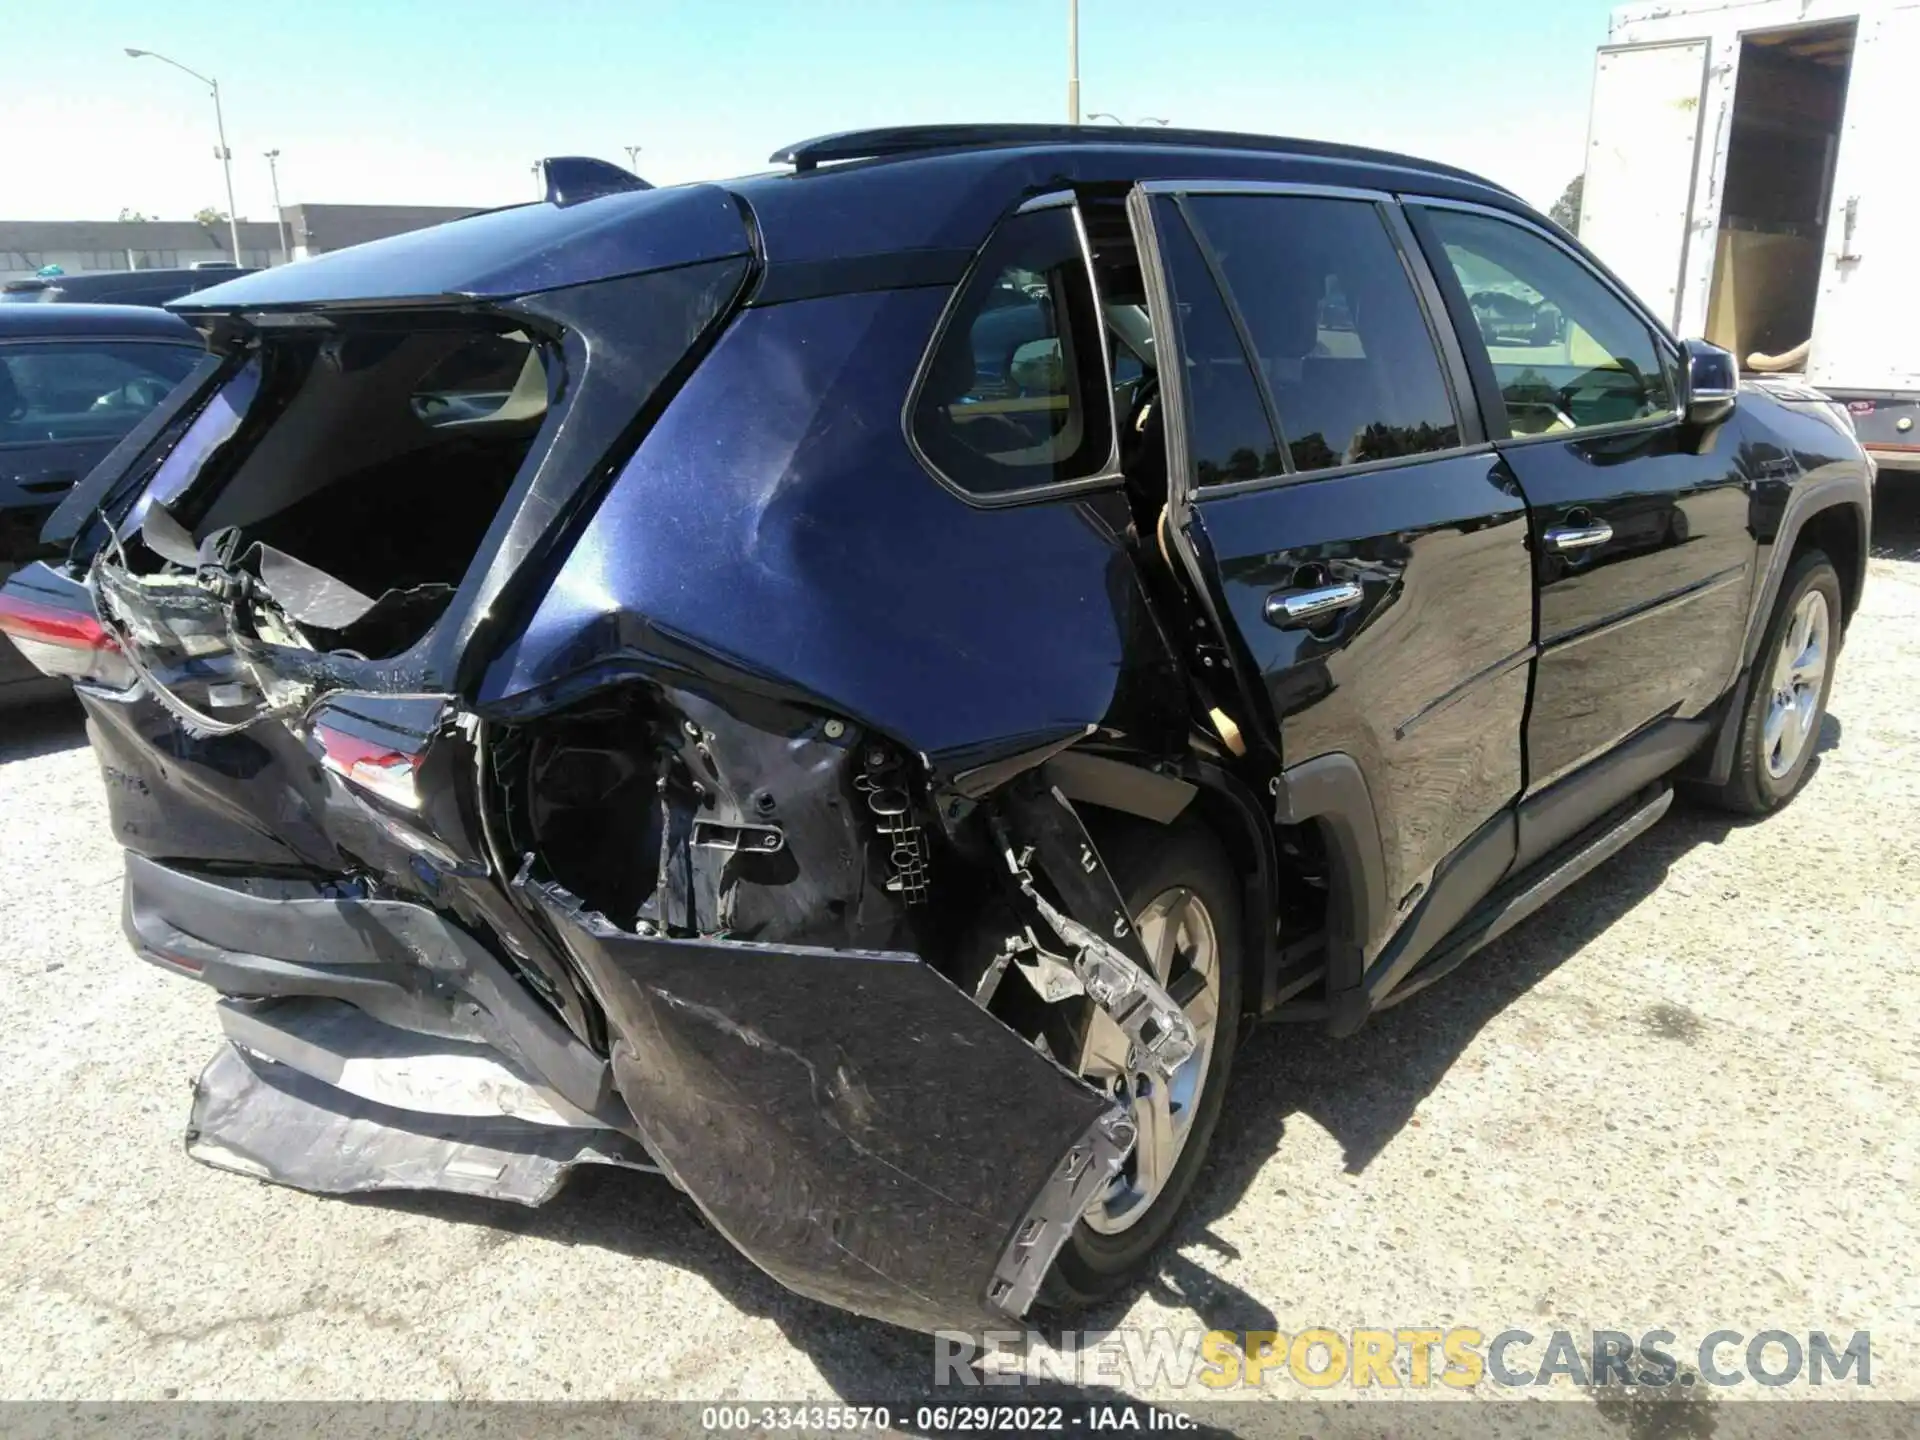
[769,123,1510,192]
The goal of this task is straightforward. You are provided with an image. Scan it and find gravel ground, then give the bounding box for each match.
[1,488,1915,1411]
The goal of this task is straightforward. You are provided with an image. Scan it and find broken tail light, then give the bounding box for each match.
[0,591,135,689]
[314,724,425,810]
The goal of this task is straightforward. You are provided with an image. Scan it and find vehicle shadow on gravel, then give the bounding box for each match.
[0,695,87,765]
[1136,786,1829,1348]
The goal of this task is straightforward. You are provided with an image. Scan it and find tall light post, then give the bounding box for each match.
[623,145,643,171]
[1067,0,1081,125]
[125,48,242,264]
[263,150,288,264]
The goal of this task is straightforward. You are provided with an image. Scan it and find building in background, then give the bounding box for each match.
[0,203,481,281]
[281,204,477,261]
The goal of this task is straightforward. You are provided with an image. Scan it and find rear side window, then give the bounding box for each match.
[910,206,1114,498]
[0,341,202,447]
[1420,207,1674,436]
[1152,198,1283,487]
[1184,195,1460,473]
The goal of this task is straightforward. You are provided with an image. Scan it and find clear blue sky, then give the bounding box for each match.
[3,0,1622,222]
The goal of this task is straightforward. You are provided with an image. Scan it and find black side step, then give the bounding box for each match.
[1374,785,1674,1011]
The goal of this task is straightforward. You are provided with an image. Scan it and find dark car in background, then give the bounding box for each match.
[0,130,1871,1333]
[0,304,202,706]
[1,264,257,309]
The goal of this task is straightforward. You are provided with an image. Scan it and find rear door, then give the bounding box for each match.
[1137,183,1534,968]
[1808,5,1920,393]
[1408,201,1754,834]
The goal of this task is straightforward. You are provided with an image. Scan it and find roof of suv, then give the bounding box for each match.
[0,302,201,342]
[726,126,1525,268]
[171,126,1532,314]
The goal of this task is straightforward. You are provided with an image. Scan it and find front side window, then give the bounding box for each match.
[1184,195,1460,474]
[0,341,203,447]
[910,206,1114,498]
[1421,207,1674,436]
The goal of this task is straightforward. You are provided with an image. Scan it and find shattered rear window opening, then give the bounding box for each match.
[95,323,553,713]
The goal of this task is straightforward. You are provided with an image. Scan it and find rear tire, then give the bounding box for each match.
[1040,817,1244,1311]
[1697,549,1841,815]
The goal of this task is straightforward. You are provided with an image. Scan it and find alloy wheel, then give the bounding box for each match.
[1764,588,1830,779]
[1076,886,1222,1235]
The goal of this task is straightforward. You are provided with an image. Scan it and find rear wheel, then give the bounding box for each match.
[1698,549,1841,814]
[1042,819,1244,1309]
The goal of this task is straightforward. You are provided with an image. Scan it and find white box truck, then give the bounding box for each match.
[1580,0,1919,472]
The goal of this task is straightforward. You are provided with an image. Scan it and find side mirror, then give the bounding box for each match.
[1682,338,1739,426]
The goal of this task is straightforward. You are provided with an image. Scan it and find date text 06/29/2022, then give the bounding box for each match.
[699,1404,1199,1432]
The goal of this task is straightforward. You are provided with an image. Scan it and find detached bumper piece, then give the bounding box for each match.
[190,1042,654,1207]
[124,853,656,1205]
[529,882,1133,1334]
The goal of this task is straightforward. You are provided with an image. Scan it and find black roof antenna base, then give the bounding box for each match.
[539,156,653,207]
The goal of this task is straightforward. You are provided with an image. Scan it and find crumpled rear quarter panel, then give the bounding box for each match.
[480,288,1164,765]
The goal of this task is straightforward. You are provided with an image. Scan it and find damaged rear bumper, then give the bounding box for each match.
[527,882,1134,1333]
[129,854,1133,1331]
[124,854,655,1204]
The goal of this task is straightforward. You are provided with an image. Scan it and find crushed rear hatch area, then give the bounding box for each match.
[93,321,550,732]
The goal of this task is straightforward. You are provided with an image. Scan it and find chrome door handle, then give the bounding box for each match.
[1545,521,1613,551]
[1264,581,1363,628]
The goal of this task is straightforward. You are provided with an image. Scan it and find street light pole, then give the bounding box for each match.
[264,149,288,264]
[125,48,243,264]
[623,145,643,171]
[1067,0,1080,125]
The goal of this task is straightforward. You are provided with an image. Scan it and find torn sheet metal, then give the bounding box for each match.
[526,880,1129,1333]
[189,1043,657,1207]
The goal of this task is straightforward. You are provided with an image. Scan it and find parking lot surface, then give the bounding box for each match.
[2,490,1916,1408]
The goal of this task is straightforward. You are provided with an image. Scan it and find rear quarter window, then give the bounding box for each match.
[909,205,1115,499]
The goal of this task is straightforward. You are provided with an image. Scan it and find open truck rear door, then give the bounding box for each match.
[1579,37,1713,331]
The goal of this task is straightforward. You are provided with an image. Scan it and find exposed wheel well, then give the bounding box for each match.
[1793,502,1864,627]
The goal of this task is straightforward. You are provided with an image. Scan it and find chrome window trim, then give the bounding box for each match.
[1138,178,1395,204]
[1016,189,1078,214]
[1071,197,1124,483]
[900,197,1126,510]
[1191,440,1500,502]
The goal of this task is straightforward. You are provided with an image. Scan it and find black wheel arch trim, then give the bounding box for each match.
[1698,469,1869,786]
[1742,472,1870,669]
[1271,751,1388,1030]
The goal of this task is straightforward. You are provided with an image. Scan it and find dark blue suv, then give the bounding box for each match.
[0,128,1872,1333]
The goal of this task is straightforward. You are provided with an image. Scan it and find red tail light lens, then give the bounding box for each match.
[0,591,134,688]
[314,723,424,810]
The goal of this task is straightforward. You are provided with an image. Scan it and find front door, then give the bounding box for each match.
[1409,202,1755,810]
[1137,184,1535,962]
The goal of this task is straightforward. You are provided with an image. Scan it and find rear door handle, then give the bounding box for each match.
[1545,521,1613,551]
[1264,581,1363,628]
